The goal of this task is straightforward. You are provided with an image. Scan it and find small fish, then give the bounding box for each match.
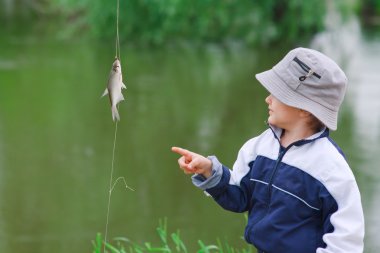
[101,58,127,121]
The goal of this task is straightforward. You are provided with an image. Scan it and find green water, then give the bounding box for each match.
[0,22,379,253]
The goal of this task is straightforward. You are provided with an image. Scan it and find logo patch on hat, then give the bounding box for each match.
[293,57,321,81]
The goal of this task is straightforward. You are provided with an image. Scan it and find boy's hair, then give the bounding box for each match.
[255,47,347,131]
[308,113,325,132]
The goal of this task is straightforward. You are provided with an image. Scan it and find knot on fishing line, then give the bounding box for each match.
[109,177,135,193]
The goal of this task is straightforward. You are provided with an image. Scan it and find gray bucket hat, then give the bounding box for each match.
[256,47,347,131]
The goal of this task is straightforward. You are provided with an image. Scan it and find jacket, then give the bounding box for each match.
[192,126,364,253]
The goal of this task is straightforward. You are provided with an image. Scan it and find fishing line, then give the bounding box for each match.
[110,176,135,193]
[115,0,121,60]
[103,0,132,252]
[103,119,118,253]
[103,113,134,253]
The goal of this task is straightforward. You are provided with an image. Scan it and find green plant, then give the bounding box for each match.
[92,218,254,253]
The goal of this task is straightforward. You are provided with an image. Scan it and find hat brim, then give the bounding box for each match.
[256,69,338,131]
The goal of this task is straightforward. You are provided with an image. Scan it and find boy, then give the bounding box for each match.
[172,48,364,253]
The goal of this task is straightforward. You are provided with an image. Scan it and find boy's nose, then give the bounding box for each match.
[265,95,272,104]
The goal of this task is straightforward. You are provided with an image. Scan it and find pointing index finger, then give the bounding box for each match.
[171,147,192,160]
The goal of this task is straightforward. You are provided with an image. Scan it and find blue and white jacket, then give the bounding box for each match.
[192,126,364,253]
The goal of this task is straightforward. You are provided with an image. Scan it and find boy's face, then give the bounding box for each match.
[265,94,302,130]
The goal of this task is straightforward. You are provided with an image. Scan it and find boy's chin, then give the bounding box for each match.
[267,119,281,129]
[267,118,275,126]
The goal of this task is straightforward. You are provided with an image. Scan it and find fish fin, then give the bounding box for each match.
[111,105,120,121]
[116,93,125,104]
[101,88,108,98]
[122,82,127,89]
[119,93,125,102]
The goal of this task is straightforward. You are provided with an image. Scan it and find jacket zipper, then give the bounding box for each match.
[267,146,290,200]
[246,144,294,243]
[267,138,310,200]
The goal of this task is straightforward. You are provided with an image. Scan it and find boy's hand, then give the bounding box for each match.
[171,147,213,178]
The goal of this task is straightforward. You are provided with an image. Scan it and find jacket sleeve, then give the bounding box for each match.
[317,176,365,253]
[192,139,258,213]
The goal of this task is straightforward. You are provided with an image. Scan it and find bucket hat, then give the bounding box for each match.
[256,47,347,131]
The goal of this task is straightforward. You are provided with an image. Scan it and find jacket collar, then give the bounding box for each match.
[268,123,329,147]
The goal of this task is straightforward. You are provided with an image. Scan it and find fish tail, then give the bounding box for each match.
[111,105,120,121]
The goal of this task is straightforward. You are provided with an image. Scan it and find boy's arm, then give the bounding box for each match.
[192,155,253,213]
[317,178,364,253]
[191,136,258,213]
[172,138,257,213]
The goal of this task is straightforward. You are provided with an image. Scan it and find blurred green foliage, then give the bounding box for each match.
[3,0,380,46]
[49,0,327,46]
[362,0,380,13]
[360,0,380,25]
